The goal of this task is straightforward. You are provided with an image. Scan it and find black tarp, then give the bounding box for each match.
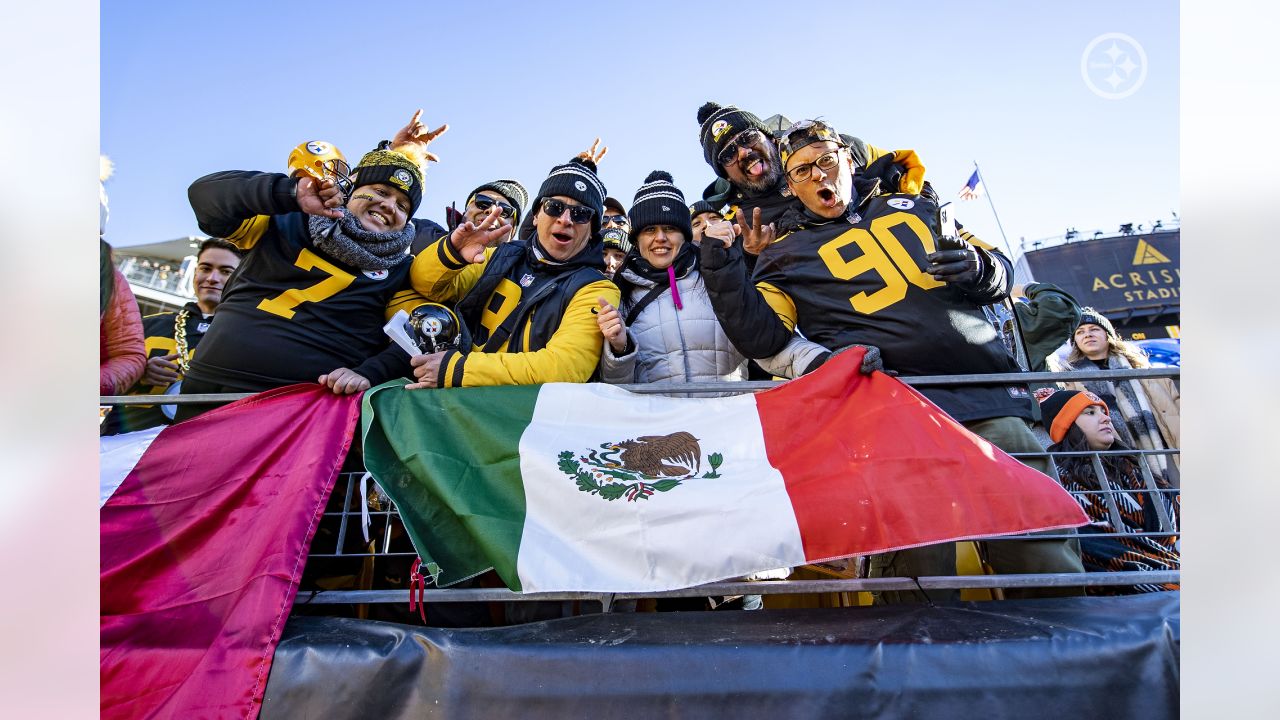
[262,592,1179,719]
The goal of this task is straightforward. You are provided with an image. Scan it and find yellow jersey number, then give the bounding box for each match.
[816,212,944,315]
[256,248,356,319]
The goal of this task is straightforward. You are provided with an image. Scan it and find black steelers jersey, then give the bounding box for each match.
[753,193,1030,422]
[186,172,423,391]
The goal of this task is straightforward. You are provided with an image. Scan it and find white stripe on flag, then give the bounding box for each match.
[516,384,807,592]
[100,426,163,507]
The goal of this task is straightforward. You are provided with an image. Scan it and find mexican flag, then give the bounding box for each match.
[362,348,1087,593]
[101,385,360,720]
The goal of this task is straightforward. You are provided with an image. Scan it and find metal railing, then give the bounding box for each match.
[102,367,1180,614]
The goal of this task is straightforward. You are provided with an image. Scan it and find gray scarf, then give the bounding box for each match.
[308,208,415,271]
[1066,353,1169,477]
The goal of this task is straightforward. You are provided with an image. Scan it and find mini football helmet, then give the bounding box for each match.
[406,303,467,354]
[287,140,353,196]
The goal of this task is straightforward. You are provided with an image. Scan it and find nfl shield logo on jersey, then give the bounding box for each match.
[519,273,535,287]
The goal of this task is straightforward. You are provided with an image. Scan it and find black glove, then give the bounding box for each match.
[699,230,737,272]
[806,343,884,375]
[926,236,984,287]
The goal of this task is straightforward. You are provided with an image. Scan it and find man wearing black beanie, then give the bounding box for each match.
[408,156,620,388]
[695,101,927,252]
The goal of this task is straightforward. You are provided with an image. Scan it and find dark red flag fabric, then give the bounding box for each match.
[756,348,1088,562]
[101,385,360,720]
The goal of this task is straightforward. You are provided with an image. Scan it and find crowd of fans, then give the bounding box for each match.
[100,102,1179,604]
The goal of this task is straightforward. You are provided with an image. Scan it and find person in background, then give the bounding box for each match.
[601,226,630,279]
[100,239,146,398]
[103,239,242,434]
[99,155,146,400]
[418,179,528,255]
[1040,389,1179,593]
[1052,308,1179,477]
[688,200,723,247]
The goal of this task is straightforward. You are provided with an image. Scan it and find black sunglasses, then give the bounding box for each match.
[542,198,595,225]
[472,195,516,219]
[603,214,629,226]
[717,128,765,167]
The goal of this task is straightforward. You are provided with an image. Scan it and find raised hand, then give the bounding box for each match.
[596,297,628,354]
[577,137,609,165]
[733,206,775,255]
[926,236,983,287]
[702,216,737,249]
[391,109,449,164]
[449,205,512,263]
[296,176,343,219]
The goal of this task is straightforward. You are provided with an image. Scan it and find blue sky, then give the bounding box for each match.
[102,1,1177,257]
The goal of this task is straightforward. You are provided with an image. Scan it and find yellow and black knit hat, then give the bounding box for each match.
[352,149,425,216]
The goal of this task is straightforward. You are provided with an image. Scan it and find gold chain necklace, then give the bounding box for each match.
[173,307,191,374]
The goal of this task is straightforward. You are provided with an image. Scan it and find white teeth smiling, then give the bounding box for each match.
[370,211,388,225]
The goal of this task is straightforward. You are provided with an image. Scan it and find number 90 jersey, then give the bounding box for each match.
[752,193,1030,423]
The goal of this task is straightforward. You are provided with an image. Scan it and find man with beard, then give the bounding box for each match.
[102,239,241,434]
[696,101,926,255]
[406,156,620,388]
[705,119,1083,602]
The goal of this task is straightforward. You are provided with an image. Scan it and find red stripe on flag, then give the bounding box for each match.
[755,349,1086,563]
[100,385,360,720]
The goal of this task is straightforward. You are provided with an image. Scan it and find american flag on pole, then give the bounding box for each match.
[957,168,984,200]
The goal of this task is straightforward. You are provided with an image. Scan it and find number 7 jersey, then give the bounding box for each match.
[185,171,426,391]
[752,193,1031,423]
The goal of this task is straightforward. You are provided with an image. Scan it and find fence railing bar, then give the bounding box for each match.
[294,571,1179,606]
[99,367,1180,405]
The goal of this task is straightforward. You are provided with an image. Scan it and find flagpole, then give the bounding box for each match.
[973,161,1015,260]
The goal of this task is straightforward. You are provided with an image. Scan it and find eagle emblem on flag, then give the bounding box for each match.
[559,432,724,502]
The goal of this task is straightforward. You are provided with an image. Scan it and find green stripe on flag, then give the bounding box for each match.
[362,381,541,589]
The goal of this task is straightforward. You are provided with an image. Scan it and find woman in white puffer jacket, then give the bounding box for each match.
[597,171,822,389]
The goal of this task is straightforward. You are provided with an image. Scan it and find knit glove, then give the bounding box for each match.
[803,343,885,375]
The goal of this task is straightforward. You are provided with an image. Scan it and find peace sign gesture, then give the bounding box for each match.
[576,137,609,166]
[733,206,776,255]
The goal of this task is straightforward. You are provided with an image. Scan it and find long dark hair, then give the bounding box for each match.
[1049,424,1139,486]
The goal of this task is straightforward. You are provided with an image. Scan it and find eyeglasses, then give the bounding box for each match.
[542,198,595,225]
[472,195,516,219]
[785,149,844,184]
[716,128,765,167]
[603,214,629,226]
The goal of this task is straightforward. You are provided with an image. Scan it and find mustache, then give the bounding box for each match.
[740,151,765,169]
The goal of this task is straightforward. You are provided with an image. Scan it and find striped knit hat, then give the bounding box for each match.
[697,101,769,178]
[628,171,693,242]
[1077,307,1118,339]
